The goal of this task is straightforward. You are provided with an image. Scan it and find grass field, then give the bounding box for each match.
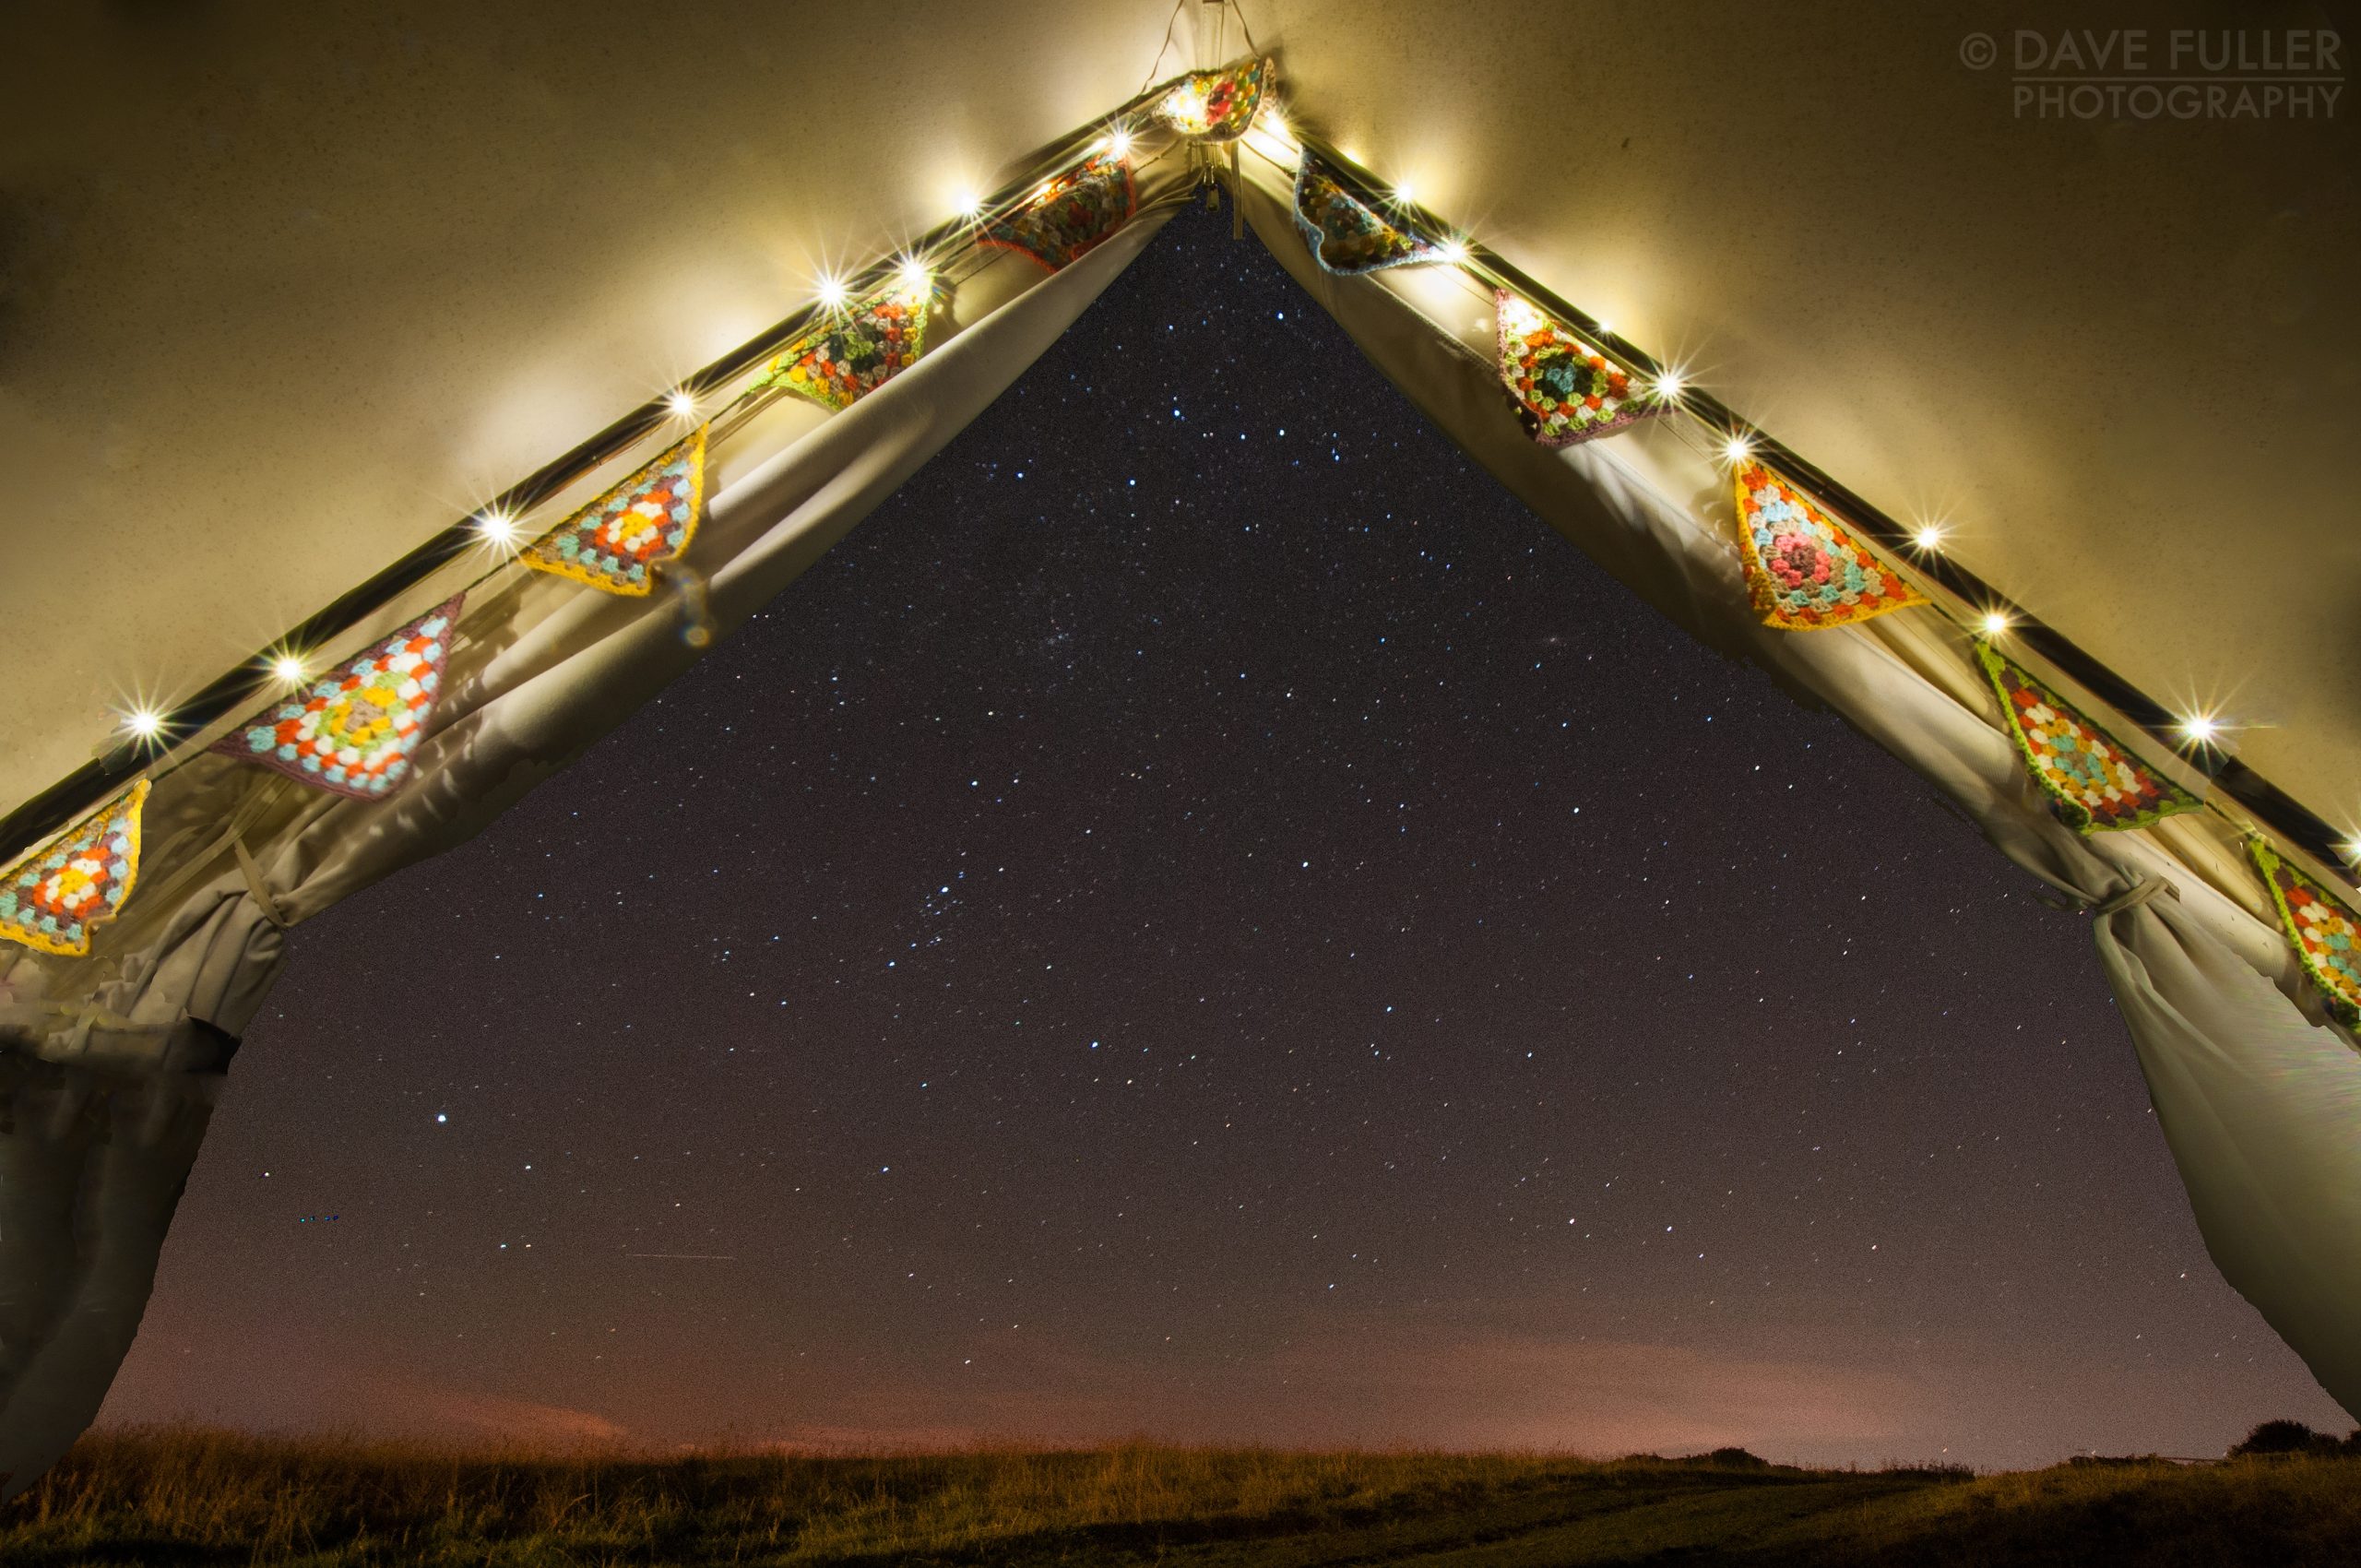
[7,1427,2361,1565]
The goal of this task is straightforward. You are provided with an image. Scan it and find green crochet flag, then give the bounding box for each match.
[1978,645,2201,834]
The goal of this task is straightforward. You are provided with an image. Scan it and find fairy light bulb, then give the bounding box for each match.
[1980,610,2011,636]
[1914,524,1946,552]
[666,389,697,420]
[476,508,520,546]
[271,654,308,686]
[1722,434,1753,463]
[816,275,848,310]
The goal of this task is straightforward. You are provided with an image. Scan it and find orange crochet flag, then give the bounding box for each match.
[1732,461,1925,630]
[0,780,148,956]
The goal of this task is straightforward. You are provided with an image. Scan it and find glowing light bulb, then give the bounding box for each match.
[2180,711,2221,745]
[271,654,308,686]
[666,389,697,420]
[1722,434,1753,463]
[1652,369,1685,401]
[1979,610,2011,636]
[1437,239,1468,266]
[1914,524,1946,552]
[816,275,848,310]
[955,189,983,219]
[123,707,163,742]
[476,508,520,546]
[1593,320,1614,338]
[1107,126,1133,158]
[2341,838,2361,865]
[1394,179,1416,205]
[897,256,931,292]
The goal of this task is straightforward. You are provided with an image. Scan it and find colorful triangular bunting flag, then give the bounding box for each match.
[0,779,149,957]
[1155,56,1271,142]
[523,429,707,597]
[1977,645,2201,833]
[1495,291,1667,446]
[213,596,462,801]
[2249,838,2361,1029]
[762,283,929,411]
[980,152,1136,273]
[1293,155,1437,275]
[1732,461,1926,630]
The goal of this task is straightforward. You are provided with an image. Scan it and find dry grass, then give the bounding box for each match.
[5,1425,2359,1565]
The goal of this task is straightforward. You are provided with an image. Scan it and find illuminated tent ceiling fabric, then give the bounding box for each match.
[2,0,2357,1503]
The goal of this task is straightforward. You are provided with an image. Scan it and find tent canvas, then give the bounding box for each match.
[3,0,2355,1498]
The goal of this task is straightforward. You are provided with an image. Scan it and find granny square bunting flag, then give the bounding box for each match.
[523,428,707,596]
[1155,55,1270,141]
[1732,461,1926,630]
[1976,645,2201,834]
[2249,839,2361,1029]
[1293,155,1437,275]
[213,596,462,801]
[763,284,929,411]
[0,779,149,957]
[1495,291,1667,446]
[981,152,1136,273]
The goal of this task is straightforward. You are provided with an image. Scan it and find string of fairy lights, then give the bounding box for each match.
[1215,99,2356,885]
[0,106,1188,880]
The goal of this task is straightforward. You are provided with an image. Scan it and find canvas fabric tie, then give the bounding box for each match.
[523,429,708,597]
[212,596,463,800]
[1731,461,1925,631]
[231,837,290,930]
[2093,874,2170,919]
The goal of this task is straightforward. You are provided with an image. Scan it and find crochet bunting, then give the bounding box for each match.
[214,596,461,801]
[980,152,1135,274]
[1155,55,1270,141]
[523,429,707,596]
[1495,291,1667,446]
[2249,839,2361,1029]
[1293,156,1436,275]
[1732,461,1926,630]
[0,780,149,957]
[1977,645,2201,833]
[763,284,929,411]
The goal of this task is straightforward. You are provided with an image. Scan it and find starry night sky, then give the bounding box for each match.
[101,204,2348,1468]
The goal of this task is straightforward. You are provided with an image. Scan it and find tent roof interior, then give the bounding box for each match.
[5,0,2355,852]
